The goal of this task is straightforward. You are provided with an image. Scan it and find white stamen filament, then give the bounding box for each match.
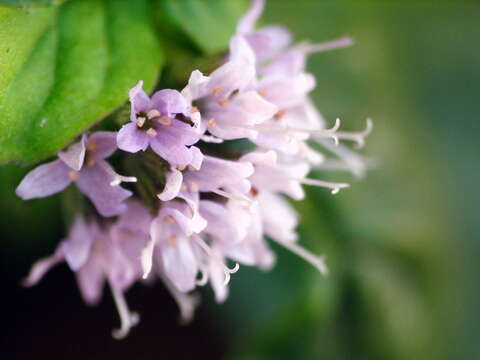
[110,175,137,187]
[194,237,239,286]
[272,239,329,276]
[212,188,251,206]
[301,36,354,54]
[297,177,350,195]
[110,283,140,340]
[327,118,373,148]
[96,160,137,186]
[200,134,224,144]
[235,118,341,143]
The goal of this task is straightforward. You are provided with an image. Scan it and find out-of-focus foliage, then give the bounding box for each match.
[0,0,67,7]
[0,0,162,163]
[160,0,247,54]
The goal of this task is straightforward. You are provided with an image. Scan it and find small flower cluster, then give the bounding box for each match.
[18,0,372,338]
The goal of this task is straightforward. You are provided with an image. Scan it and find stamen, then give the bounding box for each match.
[208,118,217,127]
[274,110,286,120]
[110,283,140,340]
[68,171,79,181]
[158,116,172,126]
[297,177,350,195]
[110,174,137,187]
[212,87,222,96]
[86,156,96,167]
[169,235,177,247]
[177,165,186,171]
[136,117,146,128]
[200,134,224,144]
[141,237,155,279]
[194,237,239,286]
[189,181,199,192]
[302,36,354,54]
[191,106,199,113]
[86,142,97,152]
[147,109,160,119]
[328,118,373,148]
[164,215,175,224]
[146,128,157,137]
[272,239,329,276]
[212,188,251,205]
[217,98,230,107]
[258,89,267,97]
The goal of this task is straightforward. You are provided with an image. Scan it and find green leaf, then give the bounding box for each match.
[161,0,248,54]
[0,0,162,164]
[0,0,67,7]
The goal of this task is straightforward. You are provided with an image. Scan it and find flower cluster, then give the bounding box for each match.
[18,0,372,338]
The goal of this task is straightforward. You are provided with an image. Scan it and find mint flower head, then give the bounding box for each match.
[18,0,373,338]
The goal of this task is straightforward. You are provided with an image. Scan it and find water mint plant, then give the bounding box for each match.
[16,0,372,339]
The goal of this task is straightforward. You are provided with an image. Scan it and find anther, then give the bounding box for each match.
[86,142,97,152]
[86,157,96,167]
[274,110,286,120]
[208,118,217,127]
[217,98,230,107]
[146,128,157,137]
[191,106,199,113]
[212,87,222,96]
[68,171,79,181]
[136,117,146,127]
[169,235,177,247]
[147,109,160,119]
[164,215,175,224]
[189,181,199,192]
[258,89,267,97]
[158,116,172,126]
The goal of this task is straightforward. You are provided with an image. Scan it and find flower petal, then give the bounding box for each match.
[58,135,86,171]
[151,89,188,116]
[160,235,198,292]
[76,160,131,217]
[88,131,118,159]
[16,159,72,200]
[158,168,183,201]
[129,80,151,121]
[117,122,150,153]
[76,257,105,305]
[61,216,95,271]
[236,0,264,34]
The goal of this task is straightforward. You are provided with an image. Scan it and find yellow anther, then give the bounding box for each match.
[68,171,79,181]
[158,116,172,126]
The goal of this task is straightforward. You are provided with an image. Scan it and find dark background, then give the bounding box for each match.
[1,1,479,359]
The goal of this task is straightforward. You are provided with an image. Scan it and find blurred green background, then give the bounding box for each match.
[1,1,478,359]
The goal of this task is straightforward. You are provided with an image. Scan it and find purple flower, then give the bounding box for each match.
[16,132,135,217]
[117,81,202,167]
[182,37,278,141]
[23,215,141,339]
